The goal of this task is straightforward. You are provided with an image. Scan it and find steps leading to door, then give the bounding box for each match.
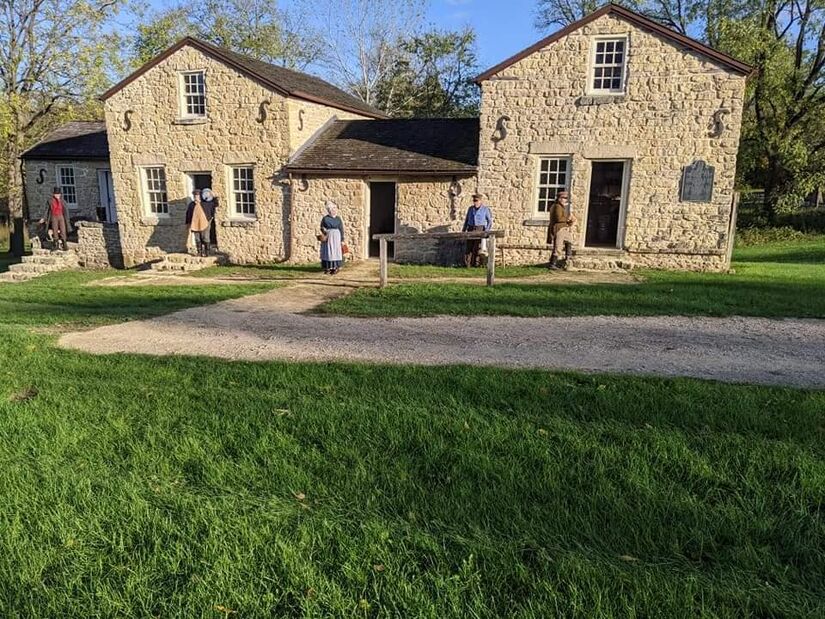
[0,248,81,282]
[567,249,634,272]
[148,253,222,273]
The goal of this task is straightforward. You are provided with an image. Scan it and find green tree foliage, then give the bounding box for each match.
[0,0,123,256]
[535,0,825,222]
[132,0,324,70]
[376,28,480,118]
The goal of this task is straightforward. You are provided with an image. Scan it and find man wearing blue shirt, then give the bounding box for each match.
[462,192,493,267]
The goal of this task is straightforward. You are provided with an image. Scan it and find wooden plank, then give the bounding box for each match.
[487,235,496,286]
[379,237,388,288]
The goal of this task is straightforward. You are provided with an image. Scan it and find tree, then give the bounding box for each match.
[1,0,123,256]
[132,0,324,70]
[376,28,480,117]
[305,0,426,106]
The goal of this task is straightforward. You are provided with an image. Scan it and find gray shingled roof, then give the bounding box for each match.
[101,37,387,120]
[287,118,479,175]
[21,121,109,160]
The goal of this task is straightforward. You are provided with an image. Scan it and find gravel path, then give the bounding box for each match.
[58,284,825,388]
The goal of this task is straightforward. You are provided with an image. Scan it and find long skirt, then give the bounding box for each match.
[320,228,343,270]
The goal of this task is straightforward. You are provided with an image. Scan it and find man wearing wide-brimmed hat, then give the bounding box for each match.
[462,192,493,267]
[38,186,70,251]
[546,190,576,269]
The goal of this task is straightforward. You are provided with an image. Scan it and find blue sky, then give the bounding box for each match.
[142,0,546,73]
[424,0,543,69]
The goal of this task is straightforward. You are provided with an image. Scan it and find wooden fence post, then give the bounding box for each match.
[379,237,388,288]
[486,234,496,287]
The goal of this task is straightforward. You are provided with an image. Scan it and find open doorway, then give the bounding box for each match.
[585,161,627,248]
[368,181,396,258]
[185,172,213,196]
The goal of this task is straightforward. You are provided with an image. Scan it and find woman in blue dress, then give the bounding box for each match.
[320,201,345,274]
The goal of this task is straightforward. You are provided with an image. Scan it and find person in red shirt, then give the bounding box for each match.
[38,186,70,251]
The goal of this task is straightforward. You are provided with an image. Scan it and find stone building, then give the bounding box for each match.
[22,3,750,271]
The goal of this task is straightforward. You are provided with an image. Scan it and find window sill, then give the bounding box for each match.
[523,218,550,227]
[577,94,626,106]
[221,218,258,227]
[140,216,174,226]
[173,117,208,126]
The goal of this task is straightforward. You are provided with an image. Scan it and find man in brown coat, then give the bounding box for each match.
[547,190,575,269]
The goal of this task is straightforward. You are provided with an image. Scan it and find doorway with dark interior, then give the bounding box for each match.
[186,172,216,247]
[585,161,627,248]
[368,181,396,258]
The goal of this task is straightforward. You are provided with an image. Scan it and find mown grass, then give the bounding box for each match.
[1,239,823,616]
[0,270,277,328]
[322,237,825,319]
[1,325,824,617]
[389,264,548,279]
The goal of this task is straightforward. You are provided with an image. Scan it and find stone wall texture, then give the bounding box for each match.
[75,221,124,268]
[24,159,109,222]
[289,175,480,265]
[103,45,361,267]
[477,13,747,270]
[287,99,368,154]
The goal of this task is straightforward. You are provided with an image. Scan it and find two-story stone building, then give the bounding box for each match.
[23,4,751,271]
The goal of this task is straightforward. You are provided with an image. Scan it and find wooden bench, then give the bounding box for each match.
[372,230,505,287]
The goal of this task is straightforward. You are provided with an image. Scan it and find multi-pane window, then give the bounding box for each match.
[181,71,206,117]
[142,167,169,215]
[57,166,77,207]
[536,157,570,213]
[231,167,256,217]
[591,39,626,92]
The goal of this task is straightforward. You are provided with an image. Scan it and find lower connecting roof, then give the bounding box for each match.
[21,121,109,160]
[287,118,479,176]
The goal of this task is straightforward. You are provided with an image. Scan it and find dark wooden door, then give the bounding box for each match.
[586,162,625,247]
[369,182,396,258]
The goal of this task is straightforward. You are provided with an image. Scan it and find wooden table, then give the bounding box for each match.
[371,230,505,288]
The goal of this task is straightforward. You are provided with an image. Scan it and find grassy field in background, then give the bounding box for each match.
[322,237,825,319]
[0,238,823,616]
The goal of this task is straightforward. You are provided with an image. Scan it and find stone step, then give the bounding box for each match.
[22,255,77,266]
[0,271,33,282]
[9,262,58,274]
[149,253,220,273]
[568,256,634,271]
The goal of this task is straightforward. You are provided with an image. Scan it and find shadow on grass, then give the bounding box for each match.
[1,328,823,616]
[734,247,825,264]
[322,274,825,319]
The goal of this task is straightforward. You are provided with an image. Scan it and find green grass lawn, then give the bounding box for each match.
[322,237,825,319]
[390,263,548,279]
[0,243,824,616]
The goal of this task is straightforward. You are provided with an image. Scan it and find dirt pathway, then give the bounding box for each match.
[59,275,825,388]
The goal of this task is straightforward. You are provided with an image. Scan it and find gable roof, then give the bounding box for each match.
[21,121,109,160]
[475,3,752,82]
[286,118,479,175]
[100,37,387,119]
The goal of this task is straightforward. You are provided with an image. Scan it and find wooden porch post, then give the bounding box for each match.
[486,234,496,287]
[379,237,388,288]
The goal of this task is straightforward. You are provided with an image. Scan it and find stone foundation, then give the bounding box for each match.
[75,221,124,268]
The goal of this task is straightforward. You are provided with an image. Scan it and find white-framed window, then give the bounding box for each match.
[141,167,169,215]
[179,71,206,118]
[590,38,627,93]
[536,157,571,214]
[230,166,256,218]
[56,166,77,208]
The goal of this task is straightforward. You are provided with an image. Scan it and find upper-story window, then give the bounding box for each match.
[180,71,206,118]
[590,38,627,93]
[56,165,78,209]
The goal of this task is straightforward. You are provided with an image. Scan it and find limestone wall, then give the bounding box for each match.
[478,13,747,271]
[24,159,109,222]
[287,99,369,154]
[290,175,478,265]
[290,176,366,263]
[75,221,124,268]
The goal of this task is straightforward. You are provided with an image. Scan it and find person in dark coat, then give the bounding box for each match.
[38,186,70,251]
[185,188,218,256]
